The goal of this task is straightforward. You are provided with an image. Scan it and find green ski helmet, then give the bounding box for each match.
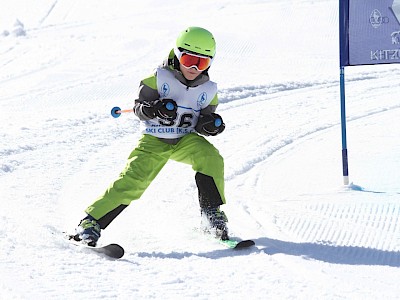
[175,27,216,58]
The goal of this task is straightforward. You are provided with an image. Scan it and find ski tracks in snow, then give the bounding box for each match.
[217,77,400,268]
[2,1,400,298]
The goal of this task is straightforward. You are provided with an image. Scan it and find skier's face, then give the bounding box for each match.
[180,64,202,80]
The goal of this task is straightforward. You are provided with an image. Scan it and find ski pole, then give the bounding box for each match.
[111,106,133,118]
[111,101,176,118]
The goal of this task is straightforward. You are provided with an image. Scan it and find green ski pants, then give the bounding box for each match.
[85,133,225,221]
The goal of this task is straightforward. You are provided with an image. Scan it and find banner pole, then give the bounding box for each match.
[340,66,349,185]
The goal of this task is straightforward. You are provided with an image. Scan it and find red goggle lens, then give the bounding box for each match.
[179,53,211,71]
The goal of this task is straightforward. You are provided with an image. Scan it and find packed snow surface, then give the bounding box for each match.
[1,0,399,299]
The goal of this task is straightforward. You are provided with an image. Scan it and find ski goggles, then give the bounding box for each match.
[175,48,213,71]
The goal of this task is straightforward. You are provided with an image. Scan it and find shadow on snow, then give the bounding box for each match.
[127,237,400,268]
[256,237,400,267]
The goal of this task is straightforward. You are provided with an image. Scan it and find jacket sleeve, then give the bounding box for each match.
[133,73,159,121]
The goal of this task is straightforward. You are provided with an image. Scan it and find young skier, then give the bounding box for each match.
[73,27,228,246]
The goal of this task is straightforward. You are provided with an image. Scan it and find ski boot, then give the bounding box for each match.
[73,215,101,247]
[201,207,229,240]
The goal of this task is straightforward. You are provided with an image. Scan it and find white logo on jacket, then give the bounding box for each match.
[161,83,170,97]
[197,92,207,109]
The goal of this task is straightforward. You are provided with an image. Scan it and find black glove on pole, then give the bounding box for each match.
[195,113,225,136]
[142,99,178,120]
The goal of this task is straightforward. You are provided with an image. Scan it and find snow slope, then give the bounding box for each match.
[1,0,399,299]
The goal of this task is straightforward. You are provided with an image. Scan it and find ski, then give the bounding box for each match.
[219,239,255,249]
[196,227,255,249]
[68,235,124,259]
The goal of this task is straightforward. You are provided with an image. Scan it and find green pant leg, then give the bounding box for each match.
[171,133,226,203]
[85,135,172,220]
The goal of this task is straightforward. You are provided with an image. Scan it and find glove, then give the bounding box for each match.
[195,113,225,136]
[142,99,177,120]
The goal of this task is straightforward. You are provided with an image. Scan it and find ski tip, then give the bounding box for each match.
[105,244,125,259]
[219,239,255,249]
[66,234,125,259]
[234,240,255,249]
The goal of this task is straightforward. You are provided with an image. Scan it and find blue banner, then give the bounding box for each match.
[340,0,400,66]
